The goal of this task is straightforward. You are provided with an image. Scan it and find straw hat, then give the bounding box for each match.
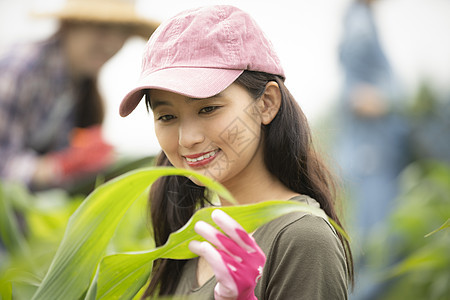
[33,0,160,38]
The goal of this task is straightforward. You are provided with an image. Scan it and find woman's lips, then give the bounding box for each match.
[184,149,220,168]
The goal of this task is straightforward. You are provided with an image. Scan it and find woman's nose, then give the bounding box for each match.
[178,120,205,149]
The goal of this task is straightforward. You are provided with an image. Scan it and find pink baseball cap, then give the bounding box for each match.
[119,5,285,117]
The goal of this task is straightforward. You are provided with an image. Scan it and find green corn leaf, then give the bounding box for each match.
[93,200,329,299]
[32,167,234,300]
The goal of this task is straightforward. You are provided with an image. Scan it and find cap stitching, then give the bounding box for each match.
[218,7,236,67]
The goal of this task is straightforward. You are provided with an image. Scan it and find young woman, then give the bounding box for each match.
[120,5,353,299]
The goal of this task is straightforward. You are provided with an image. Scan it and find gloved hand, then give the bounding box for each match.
[49,125,114,179]
[189,209,266,300]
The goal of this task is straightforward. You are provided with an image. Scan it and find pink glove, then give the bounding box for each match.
[189,209,266,300]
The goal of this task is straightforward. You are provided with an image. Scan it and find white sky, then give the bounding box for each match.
[1,0,450,157]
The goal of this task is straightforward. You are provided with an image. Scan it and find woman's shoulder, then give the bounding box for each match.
[252,196,346,266]
[254,211,340,250]
[254,194,338,245]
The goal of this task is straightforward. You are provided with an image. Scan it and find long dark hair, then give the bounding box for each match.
[142,71,354,298]
[74,77,104,127]
[56,21,105,128]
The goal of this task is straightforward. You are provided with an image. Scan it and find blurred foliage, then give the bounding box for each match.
[407,81,450,162]
[0,183,82,299]
[365,160,450,300]
[0,180,154,300]
[0,156,156,299]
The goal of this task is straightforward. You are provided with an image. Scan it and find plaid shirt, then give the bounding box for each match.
[0,36,77,184]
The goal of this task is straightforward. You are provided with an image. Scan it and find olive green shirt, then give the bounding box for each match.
[174,197,348,299]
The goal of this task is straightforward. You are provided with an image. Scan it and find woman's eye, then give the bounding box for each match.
[200,106,220,114]
[158,115,175,121]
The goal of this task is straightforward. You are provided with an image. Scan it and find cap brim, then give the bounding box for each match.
[119,67,243,117]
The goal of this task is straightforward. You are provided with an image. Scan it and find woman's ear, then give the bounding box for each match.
[257,81,282,125]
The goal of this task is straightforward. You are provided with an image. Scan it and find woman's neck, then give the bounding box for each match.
[220,164,298,206]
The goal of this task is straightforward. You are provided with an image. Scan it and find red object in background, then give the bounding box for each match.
[50,125,114,179]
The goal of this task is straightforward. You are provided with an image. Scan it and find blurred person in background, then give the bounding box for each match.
[0,0,159,192]
[335,0,410,299]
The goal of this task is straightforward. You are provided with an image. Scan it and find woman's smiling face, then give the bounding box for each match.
[149,83,265,186]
